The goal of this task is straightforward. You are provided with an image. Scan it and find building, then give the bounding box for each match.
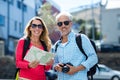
[0,0,42,55]
[70,2,120,45]
[101,8,120,44]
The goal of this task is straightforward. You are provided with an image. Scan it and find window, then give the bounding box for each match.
[118,15,120,29]
[23,4,27,12]
[19,22,22,33]
[3,0,6,2]
[17,0,27,11]
[14,21,17,31]
[17,1,21,9]
[3,0,14,5]
[9,0,14,5]
[118,36,120,44]
[0,15,5,26]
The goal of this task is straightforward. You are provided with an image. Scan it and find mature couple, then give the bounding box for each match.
[15,11,98,80]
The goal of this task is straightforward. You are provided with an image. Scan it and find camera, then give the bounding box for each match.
[59,62,73,73]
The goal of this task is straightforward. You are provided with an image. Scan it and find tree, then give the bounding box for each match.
[38,2,61,44]
[76,19,86,33]
[76,19,100,40]
[38,2,56,33]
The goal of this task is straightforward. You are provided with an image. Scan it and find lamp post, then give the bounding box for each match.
[21,0,24,32]
[6,0,10,55]
[91,0,95,40]
[100,0,108,41]
[35,0,38,16]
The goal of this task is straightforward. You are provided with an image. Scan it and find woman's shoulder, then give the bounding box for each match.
[19,37,25,41]
[17,37,26,44]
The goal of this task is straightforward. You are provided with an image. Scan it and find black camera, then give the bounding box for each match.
[59,63,73,73]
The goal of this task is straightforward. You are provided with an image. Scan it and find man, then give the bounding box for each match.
[52,11,98,80]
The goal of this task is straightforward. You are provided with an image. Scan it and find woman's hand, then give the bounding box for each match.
[46,59,54,65]
[28,60,39,68]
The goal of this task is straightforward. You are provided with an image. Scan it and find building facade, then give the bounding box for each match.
[0,0,42,55]
[101,8,120,44]
[71,5,120,45]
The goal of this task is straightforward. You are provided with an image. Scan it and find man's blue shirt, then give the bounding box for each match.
[52,31,98,80]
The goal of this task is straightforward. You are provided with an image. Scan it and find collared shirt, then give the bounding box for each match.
[52,31,98,80]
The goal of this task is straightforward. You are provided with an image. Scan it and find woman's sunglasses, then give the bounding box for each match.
[31,24,43,29]
[57,21,71,27]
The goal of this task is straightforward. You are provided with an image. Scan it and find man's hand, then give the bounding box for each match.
[66,64,77,75]
[54,63,63,72]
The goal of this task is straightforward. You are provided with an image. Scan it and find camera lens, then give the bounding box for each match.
[61,63,73,73]
[62,65,70,73]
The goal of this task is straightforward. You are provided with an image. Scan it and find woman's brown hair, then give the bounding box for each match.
[23,16,51,51]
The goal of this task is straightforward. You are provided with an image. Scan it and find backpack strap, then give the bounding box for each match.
[76,34,96,80]
[76,34,88,59]
[89,39,97,53]
[54,40,62,53]
[54,34,90,59]
[15,37,30,77]
[41,40,48,51]
[55,43,59,52]
[22,37,30,59]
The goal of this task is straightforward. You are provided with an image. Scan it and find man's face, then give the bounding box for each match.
[57,15,72,36]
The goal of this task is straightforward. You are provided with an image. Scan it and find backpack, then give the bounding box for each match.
[15,37,30,79]
[15,37,48,79]
[76,34,98,80]
[54,34,98,80]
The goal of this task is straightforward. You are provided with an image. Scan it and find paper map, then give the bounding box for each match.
[24,46,54,65]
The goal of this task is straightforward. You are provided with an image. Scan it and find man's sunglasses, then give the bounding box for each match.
[57,21,71,27]
[31,24,43,29]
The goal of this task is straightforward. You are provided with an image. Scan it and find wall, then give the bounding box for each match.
[98,53,120,71]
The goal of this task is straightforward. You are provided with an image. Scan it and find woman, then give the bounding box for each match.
[15,16,53,80]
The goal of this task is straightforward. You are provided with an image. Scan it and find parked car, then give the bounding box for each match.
[100,44,114,52]
[46,64,120,80]
[100,44,120,52]
[93,64,120,80]
[94,40,104,52]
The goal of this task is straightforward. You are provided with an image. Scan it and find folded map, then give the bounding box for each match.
[24,46,54,65]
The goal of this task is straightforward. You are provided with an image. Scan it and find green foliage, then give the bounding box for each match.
[75,18,100,40]
[89,27,100,40]
[38,2,56,33]
[76,19,85,25]
[75,19,86,32]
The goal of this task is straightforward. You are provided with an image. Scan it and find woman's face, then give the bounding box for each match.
[30,19,43,37]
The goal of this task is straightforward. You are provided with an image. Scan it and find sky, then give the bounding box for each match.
[24,0,120,12]
[48,0,101,12]
[106,0,120,9]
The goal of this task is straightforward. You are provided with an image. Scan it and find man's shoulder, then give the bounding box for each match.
[54,40,61,46]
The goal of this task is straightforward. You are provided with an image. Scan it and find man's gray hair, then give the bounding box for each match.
[56,11,73,22]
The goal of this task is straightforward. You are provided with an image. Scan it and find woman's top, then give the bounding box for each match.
[16,38,51,80]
